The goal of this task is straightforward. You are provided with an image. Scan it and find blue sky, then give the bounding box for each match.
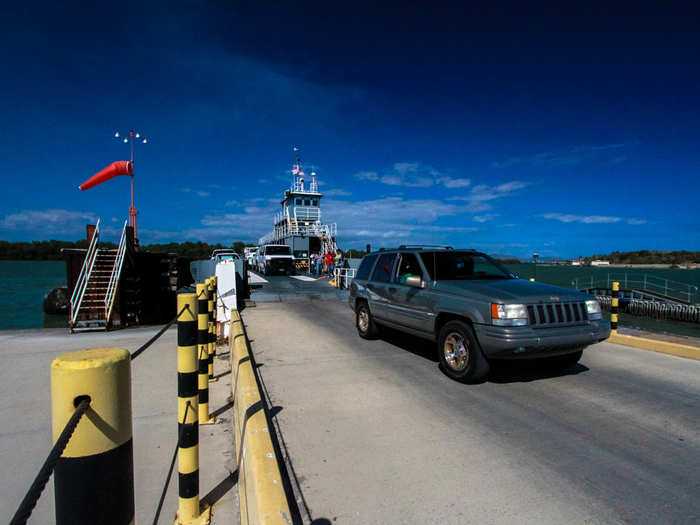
[1,3,698,258]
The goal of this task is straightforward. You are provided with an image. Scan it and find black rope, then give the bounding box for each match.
[131,304,189,360]
[217,295,229,312]
[10,399,91,525]
[152,400,192,525]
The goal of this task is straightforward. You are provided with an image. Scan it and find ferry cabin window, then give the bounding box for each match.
[296,198,302,205]
[356,255,378,280]
[265,246,292,255]
[371,253,397,283]
[312,199,318,206]
[395,253,422,283]
[304,199,311,206]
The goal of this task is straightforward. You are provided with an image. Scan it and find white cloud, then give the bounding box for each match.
[438,177,472,188]
[323,188,352,197]
[492,142,636,169]
[355,162,470,189]
[473,214,499,223]
[181,188,210,197]
[1,209,97,234]
[447,181,529,212]
[541,213,647,225]
[354,171,378,181]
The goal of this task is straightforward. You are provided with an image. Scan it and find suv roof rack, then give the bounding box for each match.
[397,244,453,250]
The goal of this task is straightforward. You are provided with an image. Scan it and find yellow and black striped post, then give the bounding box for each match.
[51,347,134,525]
[176,292,210,524]
[611,281,619,333]
[197,283,214,425]
[207,278,216,381]
[211,275,218,351]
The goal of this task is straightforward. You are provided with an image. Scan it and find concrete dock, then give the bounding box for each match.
[3,271,699,524]
[0,325,238,523]
[242,298,700,524]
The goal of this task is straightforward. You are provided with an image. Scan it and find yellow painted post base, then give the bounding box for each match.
[175,503,211,525]
[199,415,216,425]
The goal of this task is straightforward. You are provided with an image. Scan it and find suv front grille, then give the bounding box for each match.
[527,302,588,326]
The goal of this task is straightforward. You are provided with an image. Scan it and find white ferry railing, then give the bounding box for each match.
[105,220,128,325]
[260,220,338,248]
[294,207,321,221]
[333,267,356,289]
[70,218,101,326]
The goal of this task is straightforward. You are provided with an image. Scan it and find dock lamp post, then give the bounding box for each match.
[114,130,147,246]
[533,253,539,281]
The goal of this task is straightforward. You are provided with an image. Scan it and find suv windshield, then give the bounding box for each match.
[420,251,513,281]
[266,246,291,255]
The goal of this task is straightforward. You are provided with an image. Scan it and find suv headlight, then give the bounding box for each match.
[491,303,528,326]
[585,299,603,320]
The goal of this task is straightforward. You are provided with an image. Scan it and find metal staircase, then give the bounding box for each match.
[70,220,129,332]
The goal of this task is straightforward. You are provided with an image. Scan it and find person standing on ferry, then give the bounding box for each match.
[325,251,334,277]
[309,252,317,275]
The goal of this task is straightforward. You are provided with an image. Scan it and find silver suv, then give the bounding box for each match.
[349,246,610,382]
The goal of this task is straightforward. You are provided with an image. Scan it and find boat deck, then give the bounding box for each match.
[247,271,349,303]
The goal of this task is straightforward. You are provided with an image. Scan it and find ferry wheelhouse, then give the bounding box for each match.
[259,150,337,271]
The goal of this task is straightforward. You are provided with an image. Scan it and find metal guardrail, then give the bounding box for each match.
[597,295,700,323]
[105,220,128,325]
[69,218,101,326]
[334,267,356,289]
[573,273,699,305]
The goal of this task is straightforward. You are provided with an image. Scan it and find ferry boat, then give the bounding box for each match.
[259,149,338,271]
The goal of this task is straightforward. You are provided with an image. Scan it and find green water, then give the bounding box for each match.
[1,260,699,338]
[0,260,67,330]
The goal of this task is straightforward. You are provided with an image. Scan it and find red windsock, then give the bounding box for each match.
[79,161,133,191]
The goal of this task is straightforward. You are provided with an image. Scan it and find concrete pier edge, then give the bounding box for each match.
[608,332,700,360]
[229,311,294,524]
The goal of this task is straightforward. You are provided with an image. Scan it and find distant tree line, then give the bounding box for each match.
[585,250,700,265]
[0,240,254,261]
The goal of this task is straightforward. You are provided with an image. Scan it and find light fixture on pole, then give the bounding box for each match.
[533,252,539,281]
[114,130,147,246]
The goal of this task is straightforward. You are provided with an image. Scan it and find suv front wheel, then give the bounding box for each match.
[438,320,490,383]
[356,302,379,339]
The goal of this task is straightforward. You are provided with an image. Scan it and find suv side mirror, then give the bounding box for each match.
[404,275,424,289]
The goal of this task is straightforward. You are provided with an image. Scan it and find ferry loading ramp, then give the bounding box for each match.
[238,279,700,524]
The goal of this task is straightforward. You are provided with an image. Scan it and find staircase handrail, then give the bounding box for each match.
[105,220,128,324]
[70,218,101,325]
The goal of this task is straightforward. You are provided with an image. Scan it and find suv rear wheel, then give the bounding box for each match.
[438,320,489,383]
[356,302,379,339]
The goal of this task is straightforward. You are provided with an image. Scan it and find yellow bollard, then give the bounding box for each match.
[611,281,619,333]
[175,292,210,524]
[197,283,214,425]
[51,347,134,525]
